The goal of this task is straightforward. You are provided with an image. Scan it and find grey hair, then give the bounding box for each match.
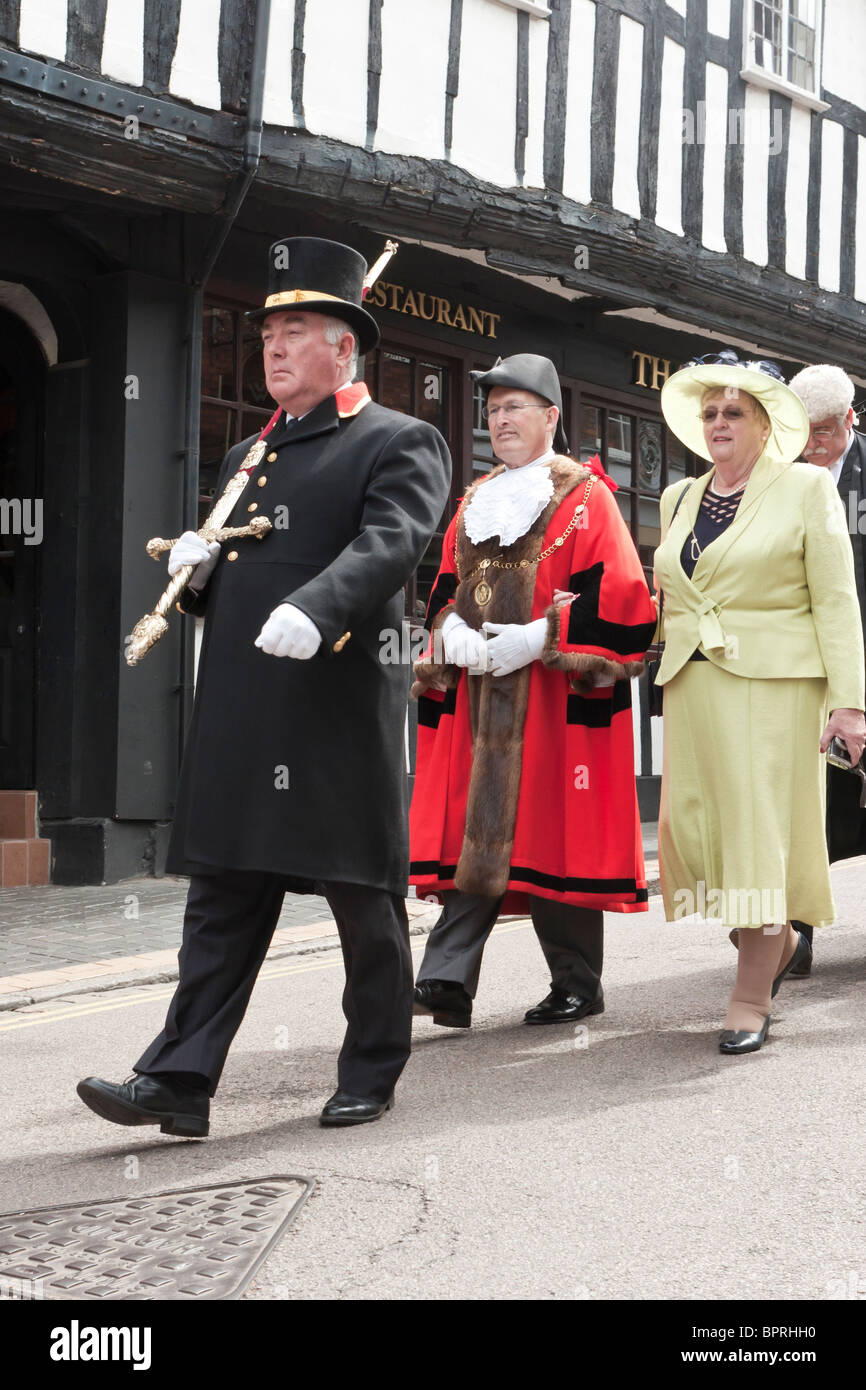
[322,316,359,378]
[788,364,856,424]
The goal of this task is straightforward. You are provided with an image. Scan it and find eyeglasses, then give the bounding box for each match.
[699,406,754,423]
[809,425,842,439]
[826,737,866,807]
[481,403,549,422]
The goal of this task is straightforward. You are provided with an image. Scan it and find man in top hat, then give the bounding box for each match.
[77,237,451,1132]
[409,354,657,1028]
[786,363,866,969]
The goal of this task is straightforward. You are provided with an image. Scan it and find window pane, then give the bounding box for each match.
[241,323,269,408]
[639,495,661,552]
[579,404,602,460]
[753,0,783,72]
[638,420,662,493]
[202,307,235,401]
[241,410,272,443]
[615,491,633,531]
[416,363,446,430]
[667,430,687,483]
[607,412,633,488]
[472,381,495,476]
[199,402,235,522]
[381,352,412,414]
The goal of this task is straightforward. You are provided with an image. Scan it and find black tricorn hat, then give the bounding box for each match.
[470,353,569,454]
[246,236,380,354]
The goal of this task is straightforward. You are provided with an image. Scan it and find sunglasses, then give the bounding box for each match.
[826,737,866,807]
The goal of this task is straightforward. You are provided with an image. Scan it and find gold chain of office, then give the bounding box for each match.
[456,474,596,608]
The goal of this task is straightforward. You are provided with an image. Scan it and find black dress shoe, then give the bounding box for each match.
[524,989,604,1025]
[76,1073,209,1137]
[718,1015,770,1055]
[787,956,812,979]
[771,929,812,997]
[413,979,472,1028]
[319,1090,394,1127]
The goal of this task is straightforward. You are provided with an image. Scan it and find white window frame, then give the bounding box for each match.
[741,0,829,113]
[489,0,552,18]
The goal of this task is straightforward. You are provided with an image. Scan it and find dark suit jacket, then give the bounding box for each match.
[828,430,866,861]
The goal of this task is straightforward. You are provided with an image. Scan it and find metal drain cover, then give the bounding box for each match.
[0,1175,314,1300]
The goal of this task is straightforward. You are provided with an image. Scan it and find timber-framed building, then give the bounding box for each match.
[1,0,864,881]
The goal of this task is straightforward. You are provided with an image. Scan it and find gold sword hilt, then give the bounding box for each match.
[145,516,273,558]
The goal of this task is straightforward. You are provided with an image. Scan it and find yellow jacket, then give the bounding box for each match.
[653,455,865,712]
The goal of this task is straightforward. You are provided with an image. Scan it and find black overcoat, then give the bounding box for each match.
[828,430,866,862]
[164,391,451,893]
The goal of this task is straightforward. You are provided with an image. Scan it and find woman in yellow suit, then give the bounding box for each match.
[654,352,865,1054]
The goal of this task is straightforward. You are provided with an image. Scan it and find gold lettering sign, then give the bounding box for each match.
[632,351,672,392]
[368,281,500,339]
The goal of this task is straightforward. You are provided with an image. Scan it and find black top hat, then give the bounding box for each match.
[470,354,570,454]
[246,236,380,354]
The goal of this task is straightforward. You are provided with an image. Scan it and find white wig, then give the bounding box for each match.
[788,363,856,423]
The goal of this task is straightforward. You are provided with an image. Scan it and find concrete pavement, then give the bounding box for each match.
[0,851,863,1302]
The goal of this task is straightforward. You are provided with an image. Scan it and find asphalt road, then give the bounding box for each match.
[2,860,865,1303]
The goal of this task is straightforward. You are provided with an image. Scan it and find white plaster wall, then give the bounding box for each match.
[561,0,595,207]
[822,0,866,108]
[262,0,297,127]
[302,0,368,148]
[450,0,518,186]
[856,135,866,304]
[101,0,144,87]
[375,0,449,159]
[706,0,730,40]
[611,15,643,218]
[523,9,549,188]
[18,0,67,59]
[170,0,221,109]
[785,105,812,281]
[818,119,845,293]
[701,61,729,253]
[740,85,770,266]
[656,38,685,237]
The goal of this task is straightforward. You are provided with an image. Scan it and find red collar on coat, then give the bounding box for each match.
[253,381,371,446]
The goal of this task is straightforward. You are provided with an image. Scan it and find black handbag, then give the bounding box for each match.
[647,481,693,718]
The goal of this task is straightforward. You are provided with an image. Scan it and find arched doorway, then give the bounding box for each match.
[0,309,45,787]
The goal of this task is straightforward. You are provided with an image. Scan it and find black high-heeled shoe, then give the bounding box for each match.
[771,929,812,997]
[718,1015,770,1055]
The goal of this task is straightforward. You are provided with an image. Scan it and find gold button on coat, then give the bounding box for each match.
[267,451,277,462]
[257,476,267,487]
[247,502,258,512]
[227,550,238,561]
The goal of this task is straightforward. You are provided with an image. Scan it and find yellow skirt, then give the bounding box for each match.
[659,662,833,929]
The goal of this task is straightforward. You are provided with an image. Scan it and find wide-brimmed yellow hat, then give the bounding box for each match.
[660,351,810,463]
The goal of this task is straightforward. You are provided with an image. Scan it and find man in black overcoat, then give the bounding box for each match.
[77,238,451,1131]
[786,364,866,972]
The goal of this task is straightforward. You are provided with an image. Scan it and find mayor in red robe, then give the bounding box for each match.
[409,354,657,1029]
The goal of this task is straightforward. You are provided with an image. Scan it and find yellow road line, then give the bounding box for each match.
[0,921,534,1034]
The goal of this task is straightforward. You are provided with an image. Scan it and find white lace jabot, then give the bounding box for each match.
[463,451,556,546]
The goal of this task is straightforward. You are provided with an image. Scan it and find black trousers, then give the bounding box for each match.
[416,889,604,1002]
[134,870,413,1103]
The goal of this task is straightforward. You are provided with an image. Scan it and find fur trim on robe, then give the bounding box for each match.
[415,456,591,896]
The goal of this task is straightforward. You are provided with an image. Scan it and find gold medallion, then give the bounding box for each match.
[474,580,493,607]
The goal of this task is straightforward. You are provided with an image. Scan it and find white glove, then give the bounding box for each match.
[168,531,221,587]
[482,618,548,677]
[255,603,322,659]
[441,610,490,674]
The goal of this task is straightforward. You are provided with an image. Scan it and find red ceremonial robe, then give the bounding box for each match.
[409,455,658,914]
